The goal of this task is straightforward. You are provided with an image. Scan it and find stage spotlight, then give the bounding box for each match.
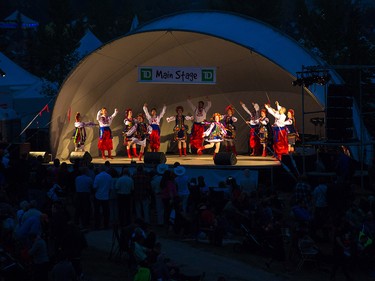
[0,68,5,77]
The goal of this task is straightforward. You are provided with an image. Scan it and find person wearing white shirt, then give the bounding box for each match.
[265,101,288,159]
[115,168,134,226]
[143,103,166,152]
[187,96,212,153]
[97,107,118,159]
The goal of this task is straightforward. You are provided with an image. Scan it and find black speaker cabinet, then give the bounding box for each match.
[214,152,237,165]
[144,152,166,164]
[69,151,92,164]
[28,151,51,163]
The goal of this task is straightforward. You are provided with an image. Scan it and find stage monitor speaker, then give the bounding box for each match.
[28,151,51,163]
[144,152,166,165]
[69,151,92,164]
[214,152,237,165]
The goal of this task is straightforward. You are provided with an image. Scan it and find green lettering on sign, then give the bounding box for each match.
[140,68,153,81]
[201,69,214,82]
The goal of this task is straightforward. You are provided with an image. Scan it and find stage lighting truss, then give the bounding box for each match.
[292,66,331,87]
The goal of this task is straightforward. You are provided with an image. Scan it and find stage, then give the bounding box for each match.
[90,154,281,169]
[87,154,282,187]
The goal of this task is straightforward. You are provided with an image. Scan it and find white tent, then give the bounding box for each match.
[50,11,371,163]
[76,29,103,58]
[0,10,39,29]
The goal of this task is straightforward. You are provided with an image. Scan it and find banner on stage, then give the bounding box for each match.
[138,66,216,84]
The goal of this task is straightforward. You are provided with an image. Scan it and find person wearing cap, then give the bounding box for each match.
[166,105,194,157]
[187,96,212,153]
[221,105,238,155]
[240,101,262,156]
[284,108,298,153]
[265,101,288,159]
[97,107,118,159]
[123,108,139,158]
[73,112,96,152]
[174,166,189,214]
[143,103,166,152]
[197,113,227,159]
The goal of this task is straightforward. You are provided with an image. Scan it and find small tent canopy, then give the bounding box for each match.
[51,11,361,161]
[0,10,39,29]
[76,29,103,58]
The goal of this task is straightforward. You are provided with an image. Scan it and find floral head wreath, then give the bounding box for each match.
[137,113,145,119]
[125,108,132,118]
[75,112,81,122]
[288,109,295,116]
[225,105,235,114]
[212,113,222,120]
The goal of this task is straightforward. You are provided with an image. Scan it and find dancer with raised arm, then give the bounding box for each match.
[187,96,212,153]
[166,106,194,157]
[123,108,139,158]
[73,112,96,152]
[143,103,166,152]
[197,113,227,159]
[97,107,118,159]
[222,105,238,155]
[265,101,288,159]
[240,101,261,156]
[284,109,298,153]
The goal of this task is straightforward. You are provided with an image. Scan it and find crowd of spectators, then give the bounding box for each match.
[0,145,374,281]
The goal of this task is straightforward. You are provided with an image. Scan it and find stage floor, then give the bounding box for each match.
[91,154,281,169]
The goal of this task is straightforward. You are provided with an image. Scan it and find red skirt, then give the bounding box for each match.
[98,130,113,151]
[149,129,160,151]
[190,123,205,149]
[249,128,261,155]
[273,128,288,157]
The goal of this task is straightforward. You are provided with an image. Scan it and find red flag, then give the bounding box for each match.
[39,104,49,116]
[67,107,71,122]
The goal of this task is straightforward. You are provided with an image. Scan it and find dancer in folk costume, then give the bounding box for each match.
[122,108,139,158]
[187,96,212,152]
[240,101,262,156]
[284,109,299,153]
[143,103,166,152]
[125,113,152,161]
[97,107,118,159]
[197,113,227,159]
[258,109,271,157]
[166,106,194,157]
[221,105,238,155]
[265,101,289,159]
[73,112,96,152]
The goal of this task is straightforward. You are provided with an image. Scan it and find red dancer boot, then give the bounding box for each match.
[183,147,187,156]
[138,152,143,161]
[127,148,132,158]
[132,147,139,157]
[262,149,267,157]
[197,147,205,155]
[108,150,113,159]
[179,148,182,157]
[213,152,216,160]
[101,150,106,160]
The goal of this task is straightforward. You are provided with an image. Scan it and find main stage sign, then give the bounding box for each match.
[138,66,216,84]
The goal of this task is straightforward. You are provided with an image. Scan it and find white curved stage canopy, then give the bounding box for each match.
[51,11,366,162]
